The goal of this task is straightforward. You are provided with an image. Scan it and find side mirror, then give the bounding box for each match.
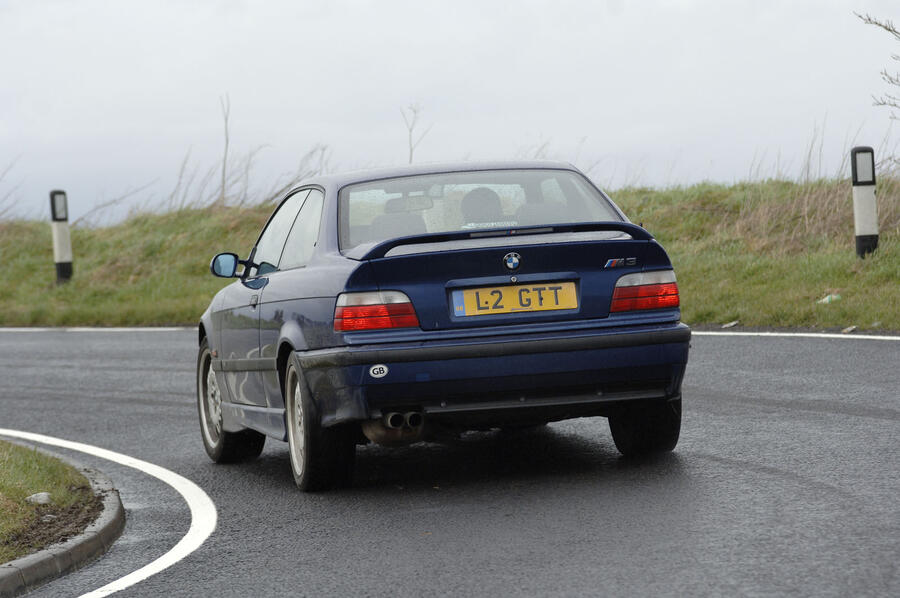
[210,253,240,278]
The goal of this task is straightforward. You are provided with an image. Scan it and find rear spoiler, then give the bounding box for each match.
[359,221,653,260]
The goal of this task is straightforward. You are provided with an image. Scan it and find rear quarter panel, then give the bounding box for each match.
[258,256,368,407]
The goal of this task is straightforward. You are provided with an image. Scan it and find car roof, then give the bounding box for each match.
[297,160,582,190]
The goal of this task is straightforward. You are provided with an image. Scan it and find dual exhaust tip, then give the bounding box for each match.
[384,411,423,430]
[361,410,425,446]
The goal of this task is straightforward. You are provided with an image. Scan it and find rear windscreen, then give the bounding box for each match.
[338,169,622,251]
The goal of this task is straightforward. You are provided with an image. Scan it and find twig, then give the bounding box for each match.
[856,12,900,117]
[72,179,158,227]
[401,104,432,164]
[0,155,23,219]
[167,147,192,211]
[218,94,231,207]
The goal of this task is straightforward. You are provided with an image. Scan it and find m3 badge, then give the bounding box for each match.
[604,257,637,268]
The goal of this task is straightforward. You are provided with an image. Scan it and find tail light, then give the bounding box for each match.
[610,270,680,312]
[334,291,419,331]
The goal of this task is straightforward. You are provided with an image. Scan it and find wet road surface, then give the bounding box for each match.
[0,330,898,597]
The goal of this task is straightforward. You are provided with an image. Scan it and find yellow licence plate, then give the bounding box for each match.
[451,282,578,317]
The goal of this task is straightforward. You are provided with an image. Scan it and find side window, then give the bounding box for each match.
[250,190,310,276]
[279,189,324,270]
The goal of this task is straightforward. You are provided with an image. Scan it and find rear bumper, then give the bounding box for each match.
[298,323,690,427]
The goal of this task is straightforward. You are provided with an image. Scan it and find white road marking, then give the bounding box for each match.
[0,429,216,597]
[0,327,192,332]
[692,331,900,341]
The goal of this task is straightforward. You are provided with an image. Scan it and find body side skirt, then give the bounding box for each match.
[221,400,287,440]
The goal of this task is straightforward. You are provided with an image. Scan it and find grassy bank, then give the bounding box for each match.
[0,440,101,564]
[0,204,270,326]
[613,178,900,330]
[0,178,897,330]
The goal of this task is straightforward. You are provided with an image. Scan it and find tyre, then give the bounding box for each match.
[284,354,356,491]
[608,398,681,457]
[197,338,265,463]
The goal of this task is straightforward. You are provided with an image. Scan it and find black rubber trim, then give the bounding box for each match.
[49,190,68,222]
[211,357,277,372]
[55,262,72,283]
[850,146,876,186]
[360,221,653,260]
[855,234,878,258]
[298,324,691,369]
[420,388,669,415]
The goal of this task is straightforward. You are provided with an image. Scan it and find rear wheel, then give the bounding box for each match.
[608,398,681,456]
[285,354,356,491]
[197,338,265,463]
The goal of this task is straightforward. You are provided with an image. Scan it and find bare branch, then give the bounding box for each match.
[195,164,219,207]
[260,143,331,204]
[218,94,231,207]
[880,68,900,87]
[0,181,20,206]
[857,12,900,119]
[573,136,588,165]
[581,156,606,176]
[401,103,432,164]
[235,144,270,206]
[167,147,192,211]
[0,155,23,219]
[855,12,900,41]
[72,179,158,227]
[0,155,21,184]
[532,140,551,159]
[513,137,553,161]
[0,185,20,219]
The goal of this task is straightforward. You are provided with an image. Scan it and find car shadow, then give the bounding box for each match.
[240,422,687,494]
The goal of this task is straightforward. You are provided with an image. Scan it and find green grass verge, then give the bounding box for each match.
[666,236,898,329]
[0,205,270,326]
[0,178,897,330]
[0,440,100,564]
[612,178,900,330]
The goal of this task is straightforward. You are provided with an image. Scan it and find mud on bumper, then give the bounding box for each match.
[297,323,690,427]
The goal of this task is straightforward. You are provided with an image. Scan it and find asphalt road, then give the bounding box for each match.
[1,330,898,597]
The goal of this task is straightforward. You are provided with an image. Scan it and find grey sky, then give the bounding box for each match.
[1,0,898,223]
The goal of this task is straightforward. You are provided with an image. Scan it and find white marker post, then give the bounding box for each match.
[49,189,73,283]
[850,147,878,258]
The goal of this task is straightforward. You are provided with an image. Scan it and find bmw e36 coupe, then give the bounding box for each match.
[197,161,690,490]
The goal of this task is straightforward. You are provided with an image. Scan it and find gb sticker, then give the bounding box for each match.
[369,364,389,379]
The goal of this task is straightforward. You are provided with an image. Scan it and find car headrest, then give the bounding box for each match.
[384,197,408,214]
[461,187,503,223]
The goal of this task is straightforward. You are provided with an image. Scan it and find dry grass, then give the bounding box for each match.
[611,172,900,330]
[614,173,900,255]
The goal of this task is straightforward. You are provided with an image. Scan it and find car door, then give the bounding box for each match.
[218,189,310,406]
[258,188,325,409]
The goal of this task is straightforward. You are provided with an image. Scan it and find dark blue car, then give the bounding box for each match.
[197,161,690,490]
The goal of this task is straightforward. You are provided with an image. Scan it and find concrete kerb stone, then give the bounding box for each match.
[0,445,126,598]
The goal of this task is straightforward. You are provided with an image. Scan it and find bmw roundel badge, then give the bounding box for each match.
[503,252,521,271]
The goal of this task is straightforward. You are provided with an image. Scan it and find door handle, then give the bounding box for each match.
[250,294,259,308]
